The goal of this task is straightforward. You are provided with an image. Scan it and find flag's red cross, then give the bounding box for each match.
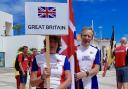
[44,7,55,17]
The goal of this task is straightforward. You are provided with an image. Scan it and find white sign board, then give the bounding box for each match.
[25,2,68,35]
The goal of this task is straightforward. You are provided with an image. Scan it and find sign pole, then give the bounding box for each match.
[46,35,50,89]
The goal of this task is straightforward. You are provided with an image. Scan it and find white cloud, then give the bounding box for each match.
[0,4,11,13]
[74,0,107,2]
[0,0,25,23]
[0,0,24,14]
[75,0,89,1]
[112,9,117,12]
[99,0,106,2]
[98,26,103,29]
[0,0,11,3]
[124,34,128,38]
[12,2,24,14]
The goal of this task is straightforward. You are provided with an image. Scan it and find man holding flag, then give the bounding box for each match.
[51,0,100,89]
[75,27,100,89]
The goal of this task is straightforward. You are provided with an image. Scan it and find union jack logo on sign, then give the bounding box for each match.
[38,6,56,18]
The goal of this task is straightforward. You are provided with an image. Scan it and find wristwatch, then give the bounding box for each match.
[85,71,89,77]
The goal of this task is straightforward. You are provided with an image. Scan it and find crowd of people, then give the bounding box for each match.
[14,26,128,89]
[15,46,39,89]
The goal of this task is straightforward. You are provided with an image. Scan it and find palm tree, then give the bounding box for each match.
[13,24,22,35]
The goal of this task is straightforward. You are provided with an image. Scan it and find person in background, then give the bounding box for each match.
[15,64,20,89]
[30,35,72,89]
[75,26,100,89]
[14,47,24,89]
[29,48,38,89]
[40,48,45,54]
[29,48,38,71]
[114,37,128,89]
[18,46,29,89]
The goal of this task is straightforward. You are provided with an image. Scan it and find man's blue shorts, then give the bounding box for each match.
[20,73,27,84]
[116,66,128,83]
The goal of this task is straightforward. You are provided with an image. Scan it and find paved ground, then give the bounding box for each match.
[0,68,117,89]
[0,68,35,89]
[0,68,16,89]
[98,68,116,89]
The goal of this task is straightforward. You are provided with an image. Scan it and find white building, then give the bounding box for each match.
[0,11,45,68]
[0,11,13,36]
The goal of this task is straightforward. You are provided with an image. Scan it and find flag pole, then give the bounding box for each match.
[46,35,50,89]
[91,19,94,30]
[44,0,50,88]
[110,25,115,59]
[91,19,94,44]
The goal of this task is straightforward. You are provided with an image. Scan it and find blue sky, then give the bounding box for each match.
[0,0,128,42]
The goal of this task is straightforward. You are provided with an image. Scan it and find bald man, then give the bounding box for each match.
[114,37,128,89]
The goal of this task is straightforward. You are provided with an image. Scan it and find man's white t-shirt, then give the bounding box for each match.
[77,45,100,89]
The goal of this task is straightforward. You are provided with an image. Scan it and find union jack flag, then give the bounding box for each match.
[59,0,79,88]
[38,6,56,18]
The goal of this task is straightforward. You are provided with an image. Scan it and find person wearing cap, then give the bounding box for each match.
[114,37,128,89]
[30,35,72,89]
